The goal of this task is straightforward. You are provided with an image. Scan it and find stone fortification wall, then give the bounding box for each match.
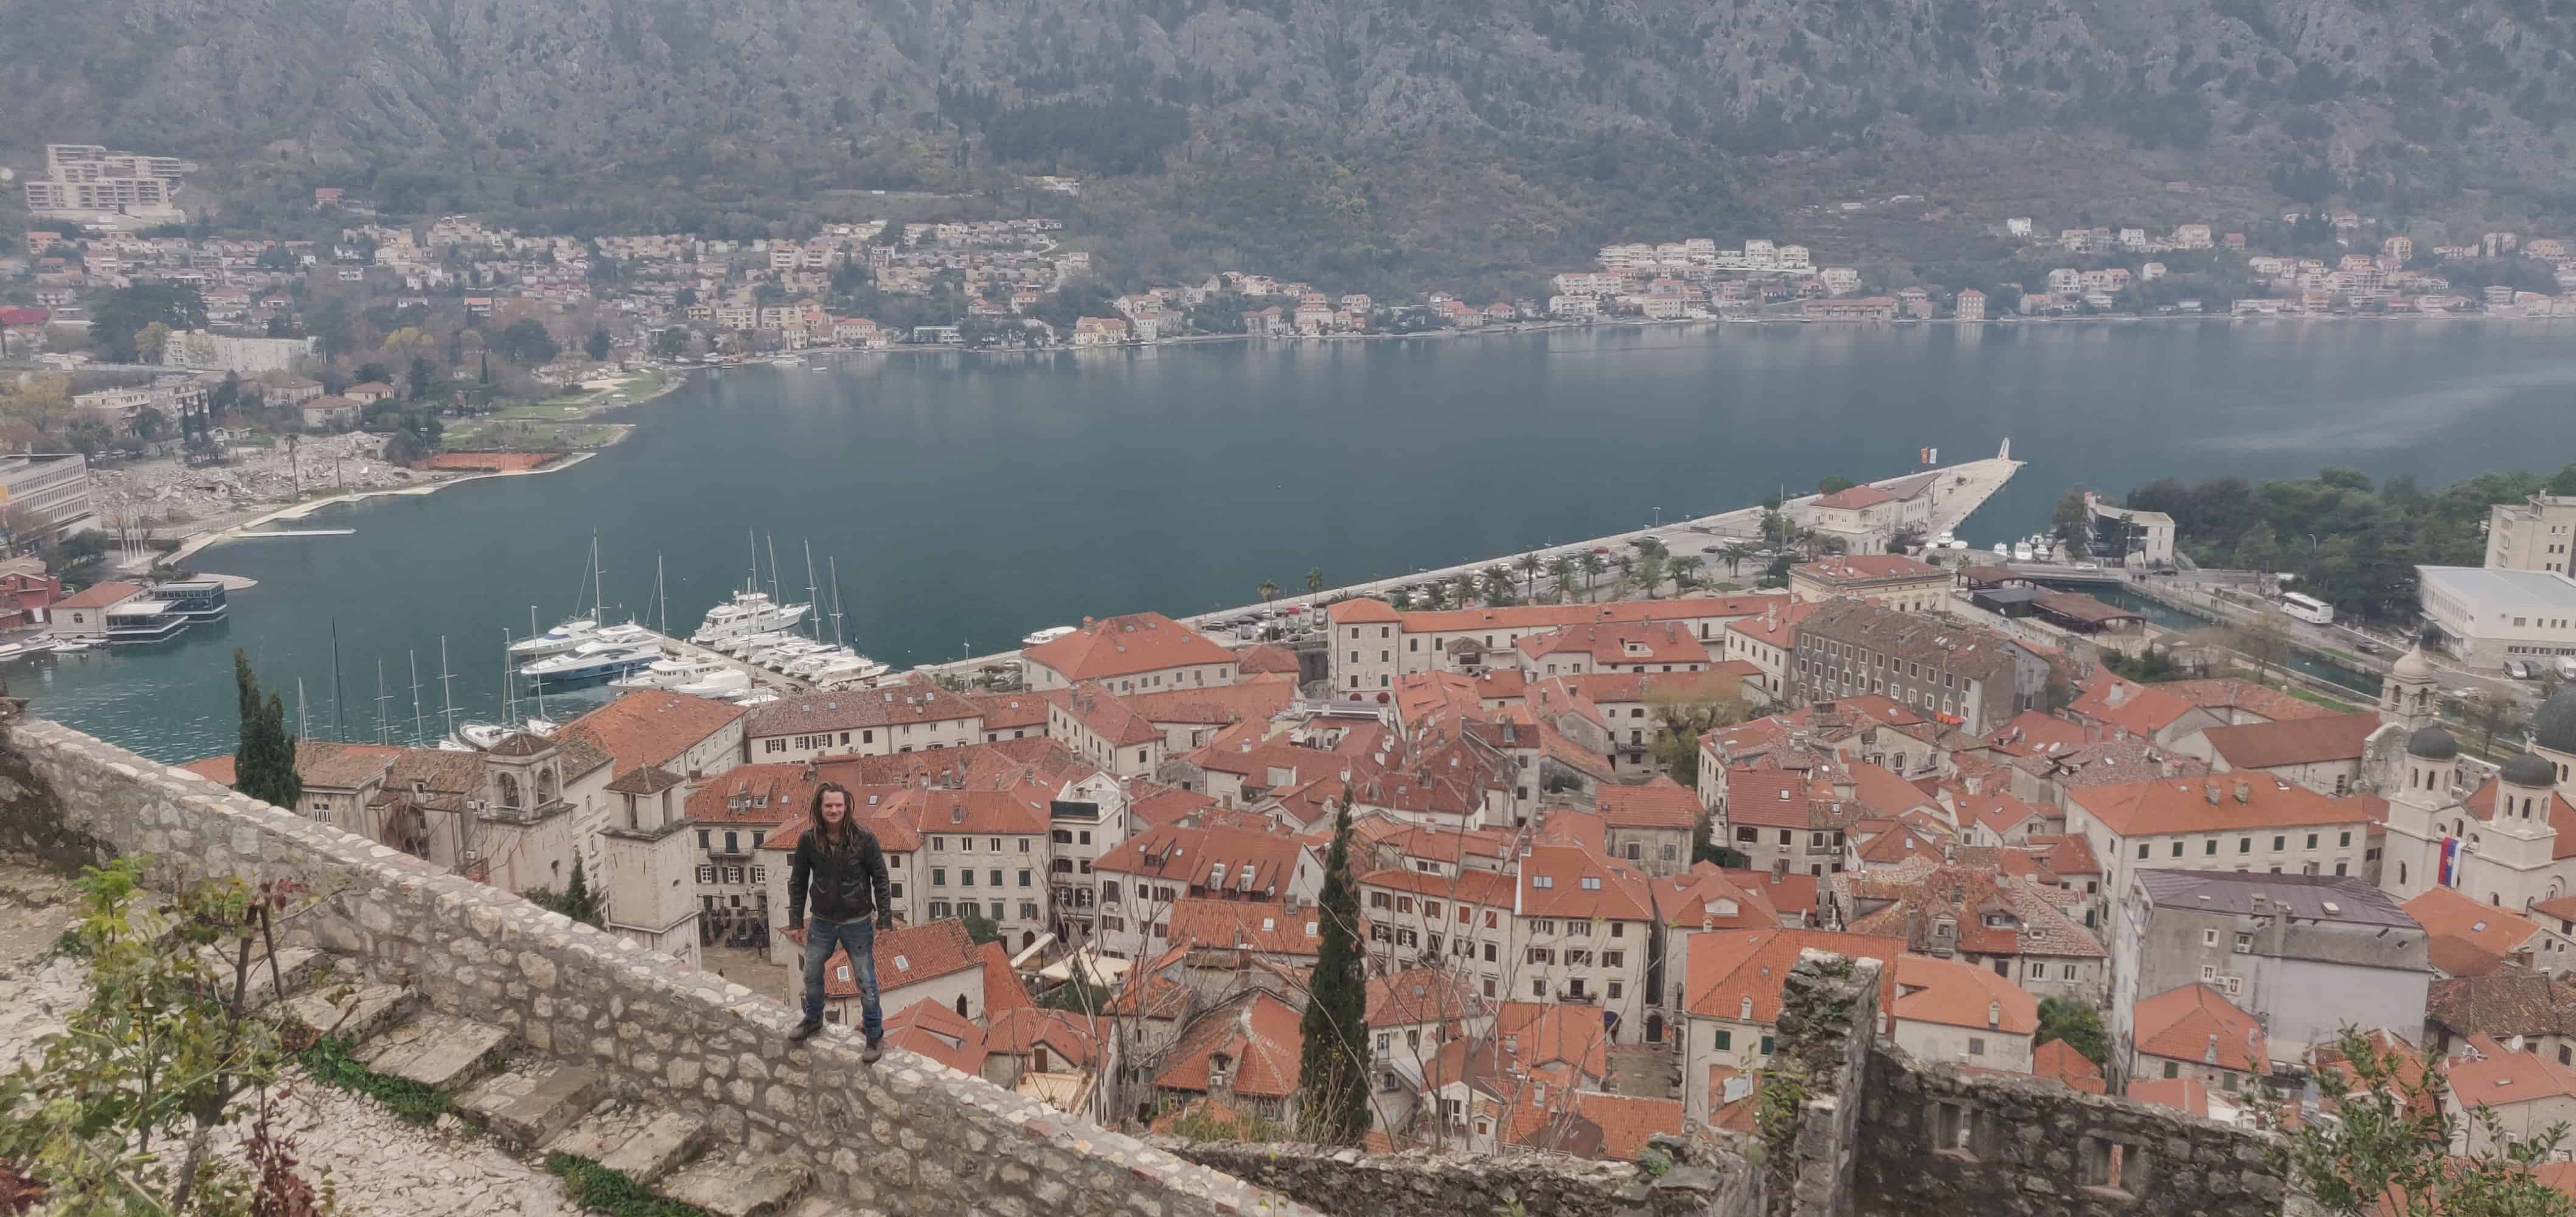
[1163,1132,1761,1217]
[0,717,1311,1217]
[1850,1049,2282,1217]
[1758,950,2283,1217]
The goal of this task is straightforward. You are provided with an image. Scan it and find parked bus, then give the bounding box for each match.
[2279,592,2335,624]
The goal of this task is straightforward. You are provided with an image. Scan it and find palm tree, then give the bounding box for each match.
[1581,552,1605,599]
[1515,553,1544,601]
[1258,578,1280,627]
[1483,567,1514,606]
[1637,551,1668,597]
[1453,573,1480,607]
[1548,554,1578,603]
[1614,554,1634,593]
[1719,542,1756,577]
[1423,580,1449,610]
[1390,586,1414,610]
[1672,556,1706,590]
[1305,568,1325,599]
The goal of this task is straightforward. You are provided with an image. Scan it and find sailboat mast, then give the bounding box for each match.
[766,535,781,604]
[329,618,345,742]
[828,556,845,649]
[501,629,518,724]
[375,659,392,745]
[746,528,759,595]
[656,555,668,636]
[437,636,460,738]
[296,679,308,741]
[409,651,426,745]
[591,533,606,624]
[802,539,820,641]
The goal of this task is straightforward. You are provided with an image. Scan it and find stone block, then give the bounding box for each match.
[353,1014,509,1092]
[459,1062,605,1149]
[547,1104,710,1185]
[659,1149,812,1217]
[283,983,414,1044]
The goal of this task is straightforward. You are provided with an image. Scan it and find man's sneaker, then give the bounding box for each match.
[861,1040,883,1065]
[787,1019,822,1043]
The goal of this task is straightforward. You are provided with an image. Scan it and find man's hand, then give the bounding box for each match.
[786,919,804,933]
[875,915,894,932]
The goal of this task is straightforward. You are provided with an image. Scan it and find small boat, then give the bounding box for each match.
[1022,625,1077,647]
[1991,542,2010,557]
[783,647,859,677]
[672,669,753,698]
[715,631,786,657]
[1945,539,1970,551]
[811,654,890,685]
[611,654,727,690]
[451,716,561,750]
[49,636,95,653]
[2013,542,2035,562]
[752,643,834,671]
[0,638,58,661]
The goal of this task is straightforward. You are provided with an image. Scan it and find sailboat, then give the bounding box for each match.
[456,628,564,748]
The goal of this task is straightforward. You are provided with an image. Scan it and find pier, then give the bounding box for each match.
[922,441,2024,680]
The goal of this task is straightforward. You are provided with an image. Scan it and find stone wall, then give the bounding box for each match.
[0,717,1314,1217]
[1850,1050,2282,1217]
[1758,950,2283,1217]
[1163,1133,1760,1217]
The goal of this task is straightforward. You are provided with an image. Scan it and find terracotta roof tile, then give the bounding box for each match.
[1684,929,1904,1023]
[748,678,981,739]
[1154,989,1305,1098]
[557,691,746,775]
[1597,778,1701,830]
[2404,887,2544,961]
[2070,775,2374,837]
[2199,712,2383,770]
[967,688,1069,733]
[1167,898,1322,957]
[883,997,989,1074]
[1892,954,2038,1034]
[2033,1039,2107,1093]
[2133,983,2268,1072]
[1024,612,1235,682]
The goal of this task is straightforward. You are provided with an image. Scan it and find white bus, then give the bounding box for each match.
[2279,592,2334,624]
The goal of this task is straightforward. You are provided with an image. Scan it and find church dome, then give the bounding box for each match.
[2406,725,2459,761]
[2390,645,2437,682]
[2536,688,2576,756]
[2502,752,2558,789]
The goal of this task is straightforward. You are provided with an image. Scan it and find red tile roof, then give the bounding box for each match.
[1366,595,1784,636]
[2404,886,2544,961]
[979,941,1034,1013]
[1517,844,1656,921]
[1095,822,1309,898]
[1367,967,1490,1028]
[2067,674,2197,739]
[1597,778,1701,830]
[1811,485,1897,509]
[2126,1077,2212,1118]
[2199,711,2383,770]
[2133,983,2268,1072]
[55,581,142,610]
[1154,989,1305,1098]
[1793,554,1943,583]
[2033,1039,2106,1093]
[179,755,238,785]
[1892,955,2039,1034]
[2071,775,2373,837]
[883,997,990,1074]
[557,691,746,775]
[1023,612,1235,681]
[1723,868,1819,918]
[1571,1093,1685,1161]
[1684,929,1904,1023]
[805,918,982,1000]
[1167,898,1322,956]
[967,688,1069,733]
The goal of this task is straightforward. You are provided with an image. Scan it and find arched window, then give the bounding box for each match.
[539,766,560,804]
[954,994,969,1018]
[498,772,522,810]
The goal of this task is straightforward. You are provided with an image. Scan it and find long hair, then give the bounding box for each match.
[808,781,855,848]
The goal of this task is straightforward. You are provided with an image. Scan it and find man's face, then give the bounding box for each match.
[820,790,848,825]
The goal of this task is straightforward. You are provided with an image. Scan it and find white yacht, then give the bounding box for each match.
[1991,542,2010,557]
[713,630,783,657]
[751,641,833,670]
[521,640,661,681]
[451,717,561,750]
[811,654,890,686]
[783,647,858,677]
[2012,540,2035,562]
[1022,625,1077,647]
[732,689,781,708]
[612,654,731,690]
[510,618,599,658]
[691,590,811,645]
[673,669,754,698]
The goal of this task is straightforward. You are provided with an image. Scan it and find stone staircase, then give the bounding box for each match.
[268,948,818,1217]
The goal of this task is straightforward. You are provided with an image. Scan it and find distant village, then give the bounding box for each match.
[8,144,2574,433]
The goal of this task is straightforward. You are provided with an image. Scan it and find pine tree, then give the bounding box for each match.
[232,650,302,811]
[1296,799,1371,1144]
[563,854,599,925]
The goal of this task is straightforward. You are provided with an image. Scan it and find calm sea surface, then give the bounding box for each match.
[21,320,2576,762]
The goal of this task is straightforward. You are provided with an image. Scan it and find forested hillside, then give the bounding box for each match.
[7,0,2576,291]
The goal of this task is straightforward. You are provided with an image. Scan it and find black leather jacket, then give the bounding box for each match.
[786,823,891,924]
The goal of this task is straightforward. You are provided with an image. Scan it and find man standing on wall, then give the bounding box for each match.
[785,782,892,1059]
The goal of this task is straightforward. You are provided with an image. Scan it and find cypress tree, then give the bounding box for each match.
[232,650,302,809]
[1296,798,1370,1144]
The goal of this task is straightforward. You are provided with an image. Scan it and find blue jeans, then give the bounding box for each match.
[800,917,881,1043]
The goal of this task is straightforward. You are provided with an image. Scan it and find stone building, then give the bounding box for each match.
[1788,599,2050,734]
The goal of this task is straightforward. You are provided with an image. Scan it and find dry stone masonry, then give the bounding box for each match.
[1165,1132,1761,1217]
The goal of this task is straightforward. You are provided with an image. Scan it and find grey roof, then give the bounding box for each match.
[2502,751,2558,787]
[2134,869,2419,929]
[2536,687,2576,756]
[2408,725,2460,761]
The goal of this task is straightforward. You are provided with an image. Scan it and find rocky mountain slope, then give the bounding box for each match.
[5,0,2572,288]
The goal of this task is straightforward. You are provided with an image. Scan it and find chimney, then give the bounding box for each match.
[2204,1033,2220,1064]
[1987,1000,2001,1029]
[1740,995,1754,1019]
[2158,758,2178,778]
[2203,782,2221,806]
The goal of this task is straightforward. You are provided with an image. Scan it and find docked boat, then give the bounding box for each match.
[451,717,561,750]
[1022,625,1077,647]
[2012,541,2035,562]
[672,669,753,698]
[510,619,598,657]
[1991,542,2010,557]
[612,654,731,690]
[783,647,857,677]
[732,690,781,707]
[811,654,890,685]
[521,640,661,682]
[717,631,788,658]
[0,638,57,662]
[750,641,833,670]
[691,590,811,645]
